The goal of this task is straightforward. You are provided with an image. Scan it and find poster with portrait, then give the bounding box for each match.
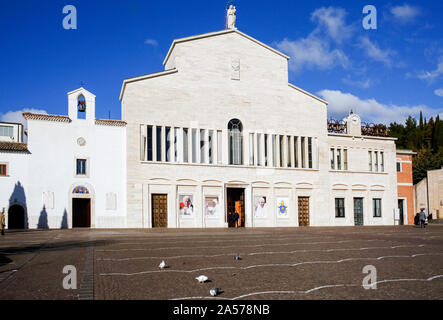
[205,196,220,219]
[276,197,289,218]
[179,195,194,218]
[254,196,267,219]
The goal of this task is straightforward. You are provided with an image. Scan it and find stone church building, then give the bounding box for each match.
[0,10,414,229]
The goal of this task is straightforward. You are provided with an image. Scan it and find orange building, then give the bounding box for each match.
[396,150,416,225]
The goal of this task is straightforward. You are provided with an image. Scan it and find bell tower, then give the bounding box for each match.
[344,110,362,136]
[67,87,96,123]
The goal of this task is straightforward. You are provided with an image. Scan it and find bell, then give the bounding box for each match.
[78,100,86,112]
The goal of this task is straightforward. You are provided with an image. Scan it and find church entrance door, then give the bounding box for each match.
[72,198,91,228]
[152,194,168,228]
[226,188,245,228]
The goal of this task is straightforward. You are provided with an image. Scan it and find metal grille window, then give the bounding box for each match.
[330,148,335,170]
[174,128,179,162]
[287,136,292,167]
[335,198,345,217]
[368,151,373,171]
[373,198,382,217]
[344,149,348,170]
[76,159,87,175]
[397,162,401,172]
[294,137,298,167]
[228,119,243,165]
[264,134,268,166]
[257,133,262,166]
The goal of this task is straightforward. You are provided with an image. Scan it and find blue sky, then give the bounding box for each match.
[0,0,442,125]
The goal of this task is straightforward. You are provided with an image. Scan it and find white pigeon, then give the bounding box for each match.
[210,288,220,297]
[196,275,208,283]
[159,260,166,269]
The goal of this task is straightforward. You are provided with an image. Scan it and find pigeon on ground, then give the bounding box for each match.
[195,275,208,283]
[210,288,221,297]
[159,260,166,269]
[234,254,241,260]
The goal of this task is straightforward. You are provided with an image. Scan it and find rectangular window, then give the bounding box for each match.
[279,135,284,167]
[380,152,384,172]
[257,133,262,166]
[287,136,292,167]
[165,127,171,162]
[156,126,162,162]
[397,162,401,172]
[344,149,348,171]
[308,137,312,169]
[301,137,306,168]
[368,151,372,171]
[294,137,298,167]
[0,164,7,176]
[174,128,179,162]
[183,128,189,163]
[264,134,268,166]
[373,198,382,217]
[337,149,342,170]
[76,159,87,175]
[273,135,277,167]
[330,148,335,170]
[208,130,213,164]
[147,126,153,161]
[249,133,254,166]
[0,126,13,137]
[335,198,345,217]
[374,151,379,172]
[192,129,197,163]
[217,130,222,164]
[200,129,205,164]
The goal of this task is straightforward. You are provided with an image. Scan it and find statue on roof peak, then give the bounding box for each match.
[227,5,236,29]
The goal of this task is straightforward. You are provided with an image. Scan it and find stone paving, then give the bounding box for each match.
[0,225,442,300]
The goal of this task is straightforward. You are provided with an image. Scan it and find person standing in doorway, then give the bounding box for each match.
[418,208,427,228]
[233,210,240,228]
[0,208,6,236]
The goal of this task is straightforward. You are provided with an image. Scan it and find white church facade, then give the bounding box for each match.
[0,15,402,229]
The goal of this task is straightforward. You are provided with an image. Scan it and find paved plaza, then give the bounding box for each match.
[0,226,442,300]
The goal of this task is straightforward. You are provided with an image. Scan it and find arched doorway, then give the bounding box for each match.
[8,205,25,229]
[72,186,91,228]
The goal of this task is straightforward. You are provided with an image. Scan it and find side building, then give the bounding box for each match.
[0,87,127,229]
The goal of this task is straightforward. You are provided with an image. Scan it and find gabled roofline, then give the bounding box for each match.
[288,83,328,105]
[119,69,178,101]
[162,29,290,66]
[67,87,96,98]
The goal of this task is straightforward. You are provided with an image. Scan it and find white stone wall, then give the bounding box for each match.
[0,150,29,227]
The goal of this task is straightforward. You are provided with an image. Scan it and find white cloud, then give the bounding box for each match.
[275,6,352,73]
[276,36,348,73]
[391,4,421,23]
[358,37,395,66]
[317,89,436,124]
[310,7,354,44]
[342,77,373,89]
[435,88,443,97]
[144,39,158,46]
[0,108,48,139]
[417,58,443,82]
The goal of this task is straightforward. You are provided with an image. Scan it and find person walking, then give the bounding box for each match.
[233,210,240,228]
[0,208,6,236]
[418,208,427,228]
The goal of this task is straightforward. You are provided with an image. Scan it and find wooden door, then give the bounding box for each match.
[152,194,168,228]
[298,197,310,227]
